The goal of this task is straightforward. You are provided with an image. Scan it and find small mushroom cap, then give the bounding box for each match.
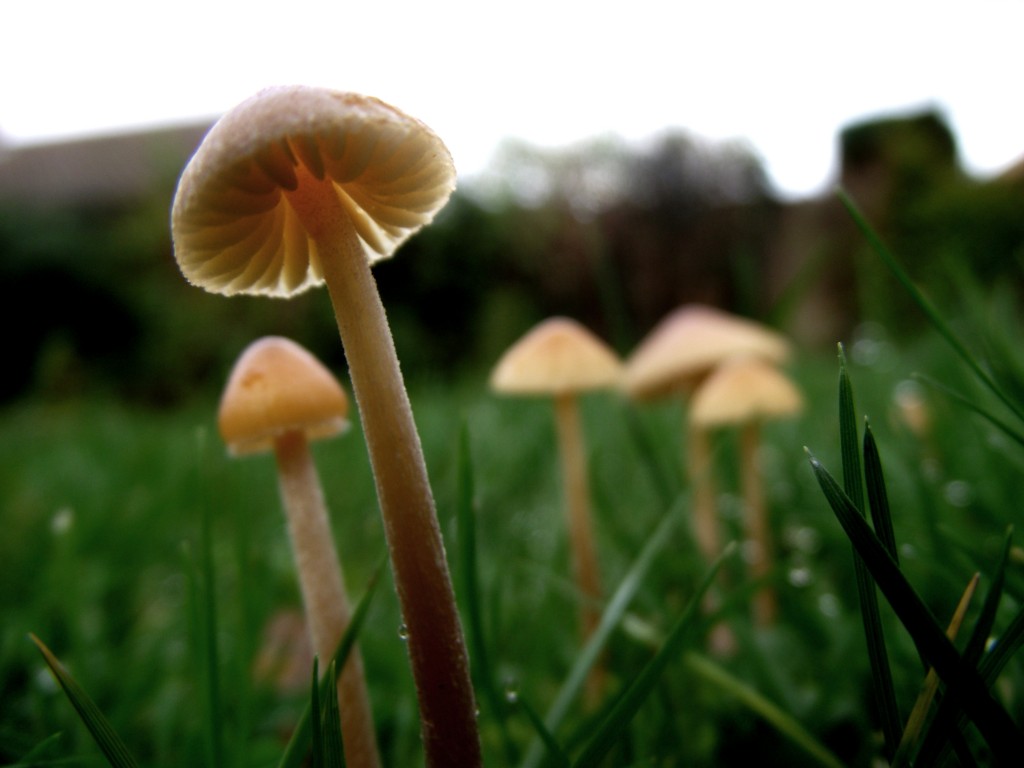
[689,356,803,428]
[218,335,350,456]
[172,85,456,297]
[622,304,792,400]
[490,317,623,397]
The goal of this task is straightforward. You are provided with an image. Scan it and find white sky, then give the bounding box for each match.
[2,0,1022,199]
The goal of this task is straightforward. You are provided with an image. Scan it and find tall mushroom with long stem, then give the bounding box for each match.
[218,336,379,768]
[490,318,622,662]
[622,304,792,650]
[689,355,803,625]
[622,304,792,564]
[172,86,479,767]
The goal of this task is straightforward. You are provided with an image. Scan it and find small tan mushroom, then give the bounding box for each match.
[690,355,804,625]
[622,304,792,565]
[218,335,379,768]
[622,304,791,401]
[172,86,478,766]
[491,317,622,644]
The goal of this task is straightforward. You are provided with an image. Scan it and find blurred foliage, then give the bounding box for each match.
[1,110,1022,408]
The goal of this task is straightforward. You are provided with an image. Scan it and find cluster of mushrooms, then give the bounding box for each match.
[172,86,478,768]
[490,306,803,662]
[171,85,802,767]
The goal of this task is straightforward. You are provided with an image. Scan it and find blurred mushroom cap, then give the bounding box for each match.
[490,317,623,397]
[172,85,456,297]
[689,355,803,428]
[218,336,350,456]
[622,304,791,401]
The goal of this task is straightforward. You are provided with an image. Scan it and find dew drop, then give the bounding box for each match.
[397,623,409,641]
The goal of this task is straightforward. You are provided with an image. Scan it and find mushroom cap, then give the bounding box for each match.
[622,304,792,400]
[490,317,623,397]
[218,335,350,456]
[689,355,803,428]
[172,85,456,297]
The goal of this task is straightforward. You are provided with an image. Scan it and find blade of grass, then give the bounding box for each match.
[891,573,980,768]
[320,660,346,768]
[311,658,324,768]
[915,529,1015,767]
[194,427,224,768]
[863,418,898,562]
[838,349,902,759]
[456,421,516,763]
[683,652,845,768]
[509,691,572,768]
[276,552,386,768]
[9,732,64,766]
[837,187,1024,428]
[914,373,1024,451]
[29,634,140,768]
[807,453,1022,763]
[571,542,736,768]
[520,497,684,768]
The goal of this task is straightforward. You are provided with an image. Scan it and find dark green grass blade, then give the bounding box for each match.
[511,691,572,768]
[914,373,1024,451]
[863,419,898,562]
[808,454,1022,763]
[571,542,736,768]
[683,652,845,768]
[520,498,684,768]
[320,660,346,768]
[29,634,140,768]
[838,350,902,758]
[456,422,516,763]
[915,530,1015,766]
[9,732,64,766]
[276,554,385,768]
[837,187,1024,428]
[310,658,324,768]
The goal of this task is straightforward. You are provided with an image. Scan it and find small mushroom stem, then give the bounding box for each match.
[285,175,481,767]
[739,420,776,625]
[272,429,380,768]
[687,419,736,655]
[552,394,603,641]
[686,421,720,562]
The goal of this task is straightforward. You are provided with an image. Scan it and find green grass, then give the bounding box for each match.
[4,235,1024,764]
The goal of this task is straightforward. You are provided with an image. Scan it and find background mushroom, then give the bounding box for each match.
[689,354,804,626]
[171,86,479,767]
[621,305,792,574]
[218,335,379,768]
[490,317,622,656]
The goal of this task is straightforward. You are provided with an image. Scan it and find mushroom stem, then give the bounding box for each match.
[552,393,602,640]
[285,179,480,766]
[686,421,720,562]
[272,429,380,768]
[739,421,777,625]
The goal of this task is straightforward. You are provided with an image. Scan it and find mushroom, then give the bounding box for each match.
[218,335,379,768]
[689,355,804,625]
[490,317,622,646]
[172,86,479,766]
[622,304,793,649]
[621,304,792,566]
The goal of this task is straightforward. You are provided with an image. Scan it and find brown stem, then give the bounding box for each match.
[553,394,602,638]
[273,430,380,768]
[686,422,720,562]
[740,420,776,625]
[284,175,480,767]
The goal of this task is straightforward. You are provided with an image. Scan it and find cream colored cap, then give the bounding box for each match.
[490,317,623,396]
[622,304,791,400]
[689,355,803,428]
[172,85,456,297]
[218,336,350,456]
